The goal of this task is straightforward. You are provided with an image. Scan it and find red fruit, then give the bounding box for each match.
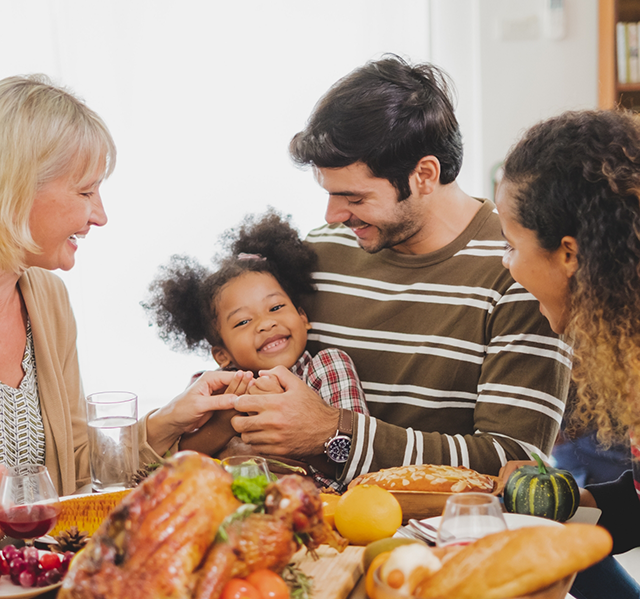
[220,578,262,599]
[39,552,61,571]
[19,570,35,588]
[0,553,9,576]
[246,570,290,599]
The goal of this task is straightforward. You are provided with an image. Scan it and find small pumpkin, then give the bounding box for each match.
[503,453,579,522]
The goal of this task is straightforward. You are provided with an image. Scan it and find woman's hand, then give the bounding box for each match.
[146,370,244,456]
[498,460,537,484]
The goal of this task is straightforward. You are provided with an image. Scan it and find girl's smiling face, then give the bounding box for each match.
[211,271,310,373]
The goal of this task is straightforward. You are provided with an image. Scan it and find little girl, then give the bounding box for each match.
[143,210,368,489]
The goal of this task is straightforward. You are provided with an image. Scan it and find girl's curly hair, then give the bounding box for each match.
[143,209,317,356]
[503,109,640,447]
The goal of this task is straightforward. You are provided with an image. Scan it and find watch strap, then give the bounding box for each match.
[337,409,353,437]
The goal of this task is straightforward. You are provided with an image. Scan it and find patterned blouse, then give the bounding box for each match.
[0,320,46,467]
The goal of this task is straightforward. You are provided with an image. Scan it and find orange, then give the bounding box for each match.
[320,493,341,529]
[334,485,403,545]
[365,551,390,599]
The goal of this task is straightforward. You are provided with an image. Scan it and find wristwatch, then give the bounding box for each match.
[324,409,353,463]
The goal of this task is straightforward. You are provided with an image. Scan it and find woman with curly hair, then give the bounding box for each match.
[143,210,368,490]
[496,109,640,599]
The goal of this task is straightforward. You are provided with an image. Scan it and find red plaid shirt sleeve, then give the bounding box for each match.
[291,349,368,415]
[290,348,368,492]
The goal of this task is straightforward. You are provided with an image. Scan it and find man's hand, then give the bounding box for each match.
[231,366,340,457]
[146,370,242,456]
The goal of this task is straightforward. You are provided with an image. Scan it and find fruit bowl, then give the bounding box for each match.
[370,565,576,599]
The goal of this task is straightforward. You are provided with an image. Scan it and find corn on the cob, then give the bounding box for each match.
[50,490,131,537]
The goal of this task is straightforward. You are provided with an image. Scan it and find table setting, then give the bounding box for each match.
[0,401,613,599]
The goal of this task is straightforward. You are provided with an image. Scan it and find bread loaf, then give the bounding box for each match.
[414,523,613,599]
[349,464,495,493]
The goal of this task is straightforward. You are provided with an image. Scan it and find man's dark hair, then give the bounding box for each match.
[289,54,463,200]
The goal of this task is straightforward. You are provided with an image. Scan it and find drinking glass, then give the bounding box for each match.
[220,456,272,481]
[0,464,61,545]
[86,391,139,493]
[436,492,507,547]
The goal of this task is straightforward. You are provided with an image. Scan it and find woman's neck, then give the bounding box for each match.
[0,269,22,312]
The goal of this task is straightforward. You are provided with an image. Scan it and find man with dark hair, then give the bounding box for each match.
[232,55,570,485]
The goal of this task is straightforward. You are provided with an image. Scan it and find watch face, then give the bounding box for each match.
[327,435,351,463]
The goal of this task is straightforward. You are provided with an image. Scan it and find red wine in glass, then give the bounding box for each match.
[0,503,60,539]
[0,464,61,544]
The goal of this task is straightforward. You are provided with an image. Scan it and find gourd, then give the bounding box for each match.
[503,453,579,522]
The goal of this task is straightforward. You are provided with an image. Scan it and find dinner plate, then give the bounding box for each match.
[0,550,62,599]
[0,577,61,599]
[425,512,565,531]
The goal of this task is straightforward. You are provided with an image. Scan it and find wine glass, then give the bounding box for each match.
[0,464,61,545]
[220,455,272,481]
[436,492,507,547]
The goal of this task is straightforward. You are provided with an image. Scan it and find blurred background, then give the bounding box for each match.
[0,0,598,415]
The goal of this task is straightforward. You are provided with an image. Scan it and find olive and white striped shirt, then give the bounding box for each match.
[303,200,572,483]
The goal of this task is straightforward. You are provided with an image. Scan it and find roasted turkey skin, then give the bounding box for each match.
[59,451,241,599]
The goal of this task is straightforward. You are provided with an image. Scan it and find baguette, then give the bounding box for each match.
[349,464,495,493]
[415,523,613,599]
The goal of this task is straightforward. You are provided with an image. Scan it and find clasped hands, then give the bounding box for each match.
[152,366,339,460]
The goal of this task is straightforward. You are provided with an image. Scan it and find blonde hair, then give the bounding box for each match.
[0,74,116,273]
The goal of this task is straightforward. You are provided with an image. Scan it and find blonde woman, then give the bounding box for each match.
[0,75,237,495]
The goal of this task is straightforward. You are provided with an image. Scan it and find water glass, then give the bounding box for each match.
[86,391,139,493]
[437,492,507,547]
[220,456,272,481]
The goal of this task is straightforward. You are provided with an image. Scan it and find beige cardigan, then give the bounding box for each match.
[19,268,163,496]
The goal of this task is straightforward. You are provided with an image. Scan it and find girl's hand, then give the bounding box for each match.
[247,374,284,395]
[226,370,254,396]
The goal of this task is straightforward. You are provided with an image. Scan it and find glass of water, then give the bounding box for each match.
[86,391,139,493]
[436,492,507,547]
[220,455,272,482]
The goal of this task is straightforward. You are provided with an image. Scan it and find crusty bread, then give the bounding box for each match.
[349,464,495,493]
[415,524,613,599]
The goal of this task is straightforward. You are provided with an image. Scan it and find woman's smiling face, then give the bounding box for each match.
[212,271,310,373]
[25,170,107,272]
[495,181,577,335]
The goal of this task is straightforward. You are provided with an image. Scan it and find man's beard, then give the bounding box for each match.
[345,217,421,254]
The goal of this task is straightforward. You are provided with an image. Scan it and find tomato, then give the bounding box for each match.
[246,569,289,599]
[39,552,61,571]
[220,579,262,599]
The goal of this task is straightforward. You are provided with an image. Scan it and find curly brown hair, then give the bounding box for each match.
[142,209,317,357]
[503,109,640,446]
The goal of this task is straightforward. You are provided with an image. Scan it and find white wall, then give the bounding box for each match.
[431,0,598,199]
[0,1,431,416]
[0,1,599,417]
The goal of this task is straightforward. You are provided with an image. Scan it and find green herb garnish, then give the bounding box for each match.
[216,503,259,542]
[282,564,313,599]
[231,474,270,504]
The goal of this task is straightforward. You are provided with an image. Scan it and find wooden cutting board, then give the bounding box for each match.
[291,544,365,599]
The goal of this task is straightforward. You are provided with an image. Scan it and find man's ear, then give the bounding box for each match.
[298,307,311,331]
[559,236,579,278]
[410,156,441,196]
[211,346,234,368]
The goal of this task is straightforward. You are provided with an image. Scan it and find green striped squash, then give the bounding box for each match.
[503,453,580,522]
